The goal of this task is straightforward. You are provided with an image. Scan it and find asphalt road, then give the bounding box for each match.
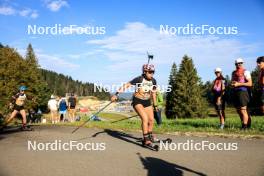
[0,126,263,176]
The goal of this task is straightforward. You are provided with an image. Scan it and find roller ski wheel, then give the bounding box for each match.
[141,140,159,151]
[20,125,34,131]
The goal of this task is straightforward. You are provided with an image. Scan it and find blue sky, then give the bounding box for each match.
[0,0,263,90]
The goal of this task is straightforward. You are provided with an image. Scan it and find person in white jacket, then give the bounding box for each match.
[48,95,58,124]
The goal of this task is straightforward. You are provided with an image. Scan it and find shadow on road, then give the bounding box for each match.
[0,126,23,136]
[89,129,207,176]
[90,129,162,151]
[92,129,145,146]
[137,153,207,176]
[0,125,39,138]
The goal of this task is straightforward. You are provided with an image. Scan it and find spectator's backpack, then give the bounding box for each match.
[59,99,67,111]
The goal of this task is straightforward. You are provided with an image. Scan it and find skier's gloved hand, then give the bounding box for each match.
[9,103,14,110]
[111,92,119,102]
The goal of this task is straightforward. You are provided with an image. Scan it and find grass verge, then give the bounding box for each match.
[40,112,264,139]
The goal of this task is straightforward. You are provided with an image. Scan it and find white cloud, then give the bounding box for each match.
[38,53,79,70]
[87,22,260,82]
[16,48,79,71]
[30,11,39,19]
[19,9,31,17]
[46,0,69,12]
[66,49,105,60]
[0,6,15,15]
[0,5,38,19]
[67,54,81,59]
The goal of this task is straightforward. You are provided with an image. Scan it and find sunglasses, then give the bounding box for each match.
[215,72,220,74]
[146,71,155,74]
[235,62,243,65]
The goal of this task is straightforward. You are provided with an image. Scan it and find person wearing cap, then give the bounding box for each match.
[48,95,58,124]
[212,68,226,129]
[231,58,252,130]
[3,86,29,130]
[257,56,264,114]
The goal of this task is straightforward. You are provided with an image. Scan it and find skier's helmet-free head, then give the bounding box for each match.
[257,56,264,63]
[19,85,27,91]
[142,64,155,73]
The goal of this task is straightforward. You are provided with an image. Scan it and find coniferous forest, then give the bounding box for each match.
[0,43,109,113]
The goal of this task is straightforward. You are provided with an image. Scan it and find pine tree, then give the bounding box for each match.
[202,81,214,106]
[173,55,208,118]
[0,46,26,113]
[23,44,50,110]
[165,62,178,119]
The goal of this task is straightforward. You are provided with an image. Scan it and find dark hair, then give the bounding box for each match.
[217,73,225,80]
[257,56,264,63]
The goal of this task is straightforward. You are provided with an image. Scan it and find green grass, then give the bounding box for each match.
[48,111,264,138]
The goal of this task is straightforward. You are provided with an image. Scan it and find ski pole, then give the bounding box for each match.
[71,101,113,134]
[111,115,138,123]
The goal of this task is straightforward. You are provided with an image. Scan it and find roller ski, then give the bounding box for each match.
[152,138,172,144]
[150,133,172,144]
[0,125,5,132]
[141,133,159,151]
[148,132,172,144]
[20,124,34,131]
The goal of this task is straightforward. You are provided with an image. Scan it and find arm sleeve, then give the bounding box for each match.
[129,76,142,85]
[244,71,251,80]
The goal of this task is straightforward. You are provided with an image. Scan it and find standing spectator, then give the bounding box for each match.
[58,96,68,122]
[231,58,252,130]
[154,88,163,126]
[257,56,264,114]
[212,68,226,129]
[68,93,77,122]
[48,95,58,124]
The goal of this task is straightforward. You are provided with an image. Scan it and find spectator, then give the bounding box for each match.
[154,88,163,126]
[231,58,252,130]
[58,96,68,122]
[212,68,226,129]
[48,95,58,124]
[257,56,264,114]
[68,93,77,122]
